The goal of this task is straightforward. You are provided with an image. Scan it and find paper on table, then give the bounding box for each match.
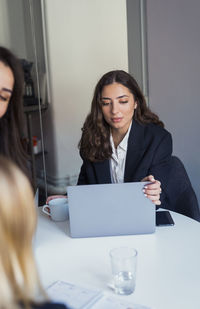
[84,295,151,309]
[47,281,102,309]
[47,281,151,309]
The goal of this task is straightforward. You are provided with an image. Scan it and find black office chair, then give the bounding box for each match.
[163,156,200,222]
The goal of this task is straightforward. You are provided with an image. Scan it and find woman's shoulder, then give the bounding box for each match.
[133,119,169,133]
[140,121,171,139]
[147,122,170,134]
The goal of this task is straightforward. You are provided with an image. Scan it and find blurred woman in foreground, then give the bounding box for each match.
[0,46,30,180]
[0,156,66,309]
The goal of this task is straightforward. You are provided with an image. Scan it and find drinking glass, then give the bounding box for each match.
[110,247,137,295]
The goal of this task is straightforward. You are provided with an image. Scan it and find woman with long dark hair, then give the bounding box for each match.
[78,70,172,205]
[47,70,172,206]
[0,46,30,179]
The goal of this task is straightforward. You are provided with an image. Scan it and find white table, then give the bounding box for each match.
[34,209,200,309]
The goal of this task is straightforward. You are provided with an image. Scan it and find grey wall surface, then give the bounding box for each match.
[0,0,27,57]
[127,0,143,90]
[127,0,148,98]
[146,0,200,207]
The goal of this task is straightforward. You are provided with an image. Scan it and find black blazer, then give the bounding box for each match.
[77,120,172,208]
[166,156,200,221]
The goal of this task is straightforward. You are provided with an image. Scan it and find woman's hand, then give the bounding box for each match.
[46,195,66,204]
[141,175,161,205]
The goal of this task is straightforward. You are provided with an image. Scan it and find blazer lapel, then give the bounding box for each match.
[93,160,111,184]
[124,119,145,182]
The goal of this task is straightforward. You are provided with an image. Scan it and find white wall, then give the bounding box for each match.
[147,0,200,206]
[43,0,128,188]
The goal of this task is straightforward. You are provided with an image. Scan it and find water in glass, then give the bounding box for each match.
[113,271,135,295]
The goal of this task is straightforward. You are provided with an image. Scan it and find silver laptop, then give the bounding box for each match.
[67,182,155,238]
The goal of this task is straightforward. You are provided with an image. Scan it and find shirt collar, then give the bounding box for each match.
[110,120,132,152]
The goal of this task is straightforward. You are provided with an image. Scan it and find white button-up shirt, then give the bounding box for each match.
[109,122,132,183]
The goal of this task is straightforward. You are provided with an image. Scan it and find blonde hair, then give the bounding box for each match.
[0,156,47,309]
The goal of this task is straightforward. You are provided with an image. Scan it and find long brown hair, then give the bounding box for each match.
[79,70,164,162]
[0,46,30,179]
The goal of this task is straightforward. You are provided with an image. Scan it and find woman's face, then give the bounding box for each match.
[101,82,137,136]
[0,61,14,118]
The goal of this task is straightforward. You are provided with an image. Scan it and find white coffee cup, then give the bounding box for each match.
[42,197,69,221]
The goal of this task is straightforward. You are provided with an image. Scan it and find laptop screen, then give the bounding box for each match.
[67,182,155,238]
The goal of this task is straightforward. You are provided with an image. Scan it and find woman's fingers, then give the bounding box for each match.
[143,186,161,196]
[144,192,161,205]
[141,174,155,182]
[151,199,161,206]
[142,175,161,205]
[46,195,66,204]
